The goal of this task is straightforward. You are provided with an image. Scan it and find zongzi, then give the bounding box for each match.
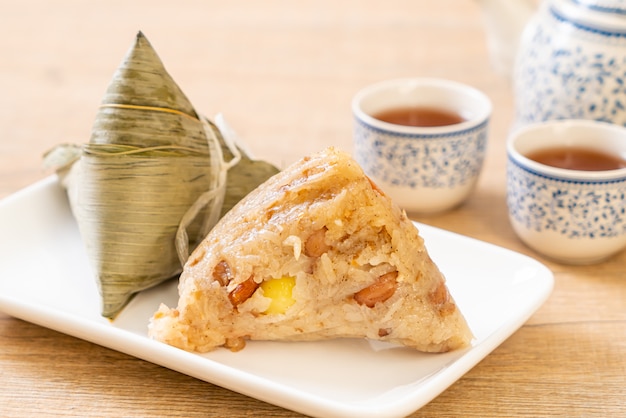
[149,147,473,353]
[45,32,278,318]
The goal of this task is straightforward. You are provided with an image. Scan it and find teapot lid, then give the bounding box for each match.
[571,0,626,15]
[553,0,626,31]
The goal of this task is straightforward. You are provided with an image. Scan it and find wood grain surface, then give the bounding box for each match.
[1,1,624,417]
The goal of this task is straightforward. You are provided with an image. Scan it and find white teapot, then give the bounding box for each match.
[477,0,626,128]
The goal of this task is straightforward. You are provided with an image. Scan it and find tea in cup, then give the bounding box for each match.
[507,119,626,264]
[352,78,492,214]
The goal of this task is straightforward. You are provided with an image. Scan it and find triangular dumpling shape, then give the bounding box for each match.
[149,147,473,352]
[50,32,279,318]
[69,31,220,318]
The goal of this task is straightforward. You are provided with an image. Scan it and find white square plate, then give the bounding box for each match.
[0,177,553,418]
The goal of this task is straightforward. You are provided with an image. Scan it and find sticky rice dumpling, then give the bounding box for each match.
[149,147,473,353]
[45,32,278,318]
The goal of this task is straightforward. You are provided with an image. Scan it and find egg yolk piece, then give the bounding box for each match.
[260,277,296,314]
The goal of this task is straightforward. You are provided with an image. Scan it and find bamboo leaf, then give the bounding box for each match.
[46,32,279,318]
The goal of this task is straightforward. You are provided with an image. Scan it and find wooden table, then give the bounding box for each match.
[0,1,624,416]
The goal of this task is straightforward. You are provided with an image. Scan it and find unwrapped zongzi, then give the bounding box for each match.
[149,147,473,353]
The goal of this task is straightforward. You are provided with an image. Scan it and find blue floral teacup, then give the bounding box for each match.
[507,119,626,264]
[352,78,492,214]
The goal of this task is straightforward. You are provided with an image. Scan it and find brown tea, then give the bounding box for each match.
[526,146,626,171]
[372,106,465,127]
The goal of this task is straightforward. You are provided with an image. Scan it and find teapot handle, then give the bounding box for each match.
[475,0,537,77]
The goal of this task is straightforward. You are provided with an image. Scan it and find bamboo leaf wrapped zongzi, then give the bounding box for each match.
[45,32,278,318]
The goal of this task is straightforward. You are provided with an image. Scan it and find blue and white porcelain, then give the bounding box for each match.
[513,0,626,128]
[352,78,492,213]
[507,119,626,264]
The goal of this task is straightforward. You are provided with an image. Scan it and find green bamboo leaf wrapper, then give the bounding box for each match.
[217,142,280,217]
[47,32,278,318]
